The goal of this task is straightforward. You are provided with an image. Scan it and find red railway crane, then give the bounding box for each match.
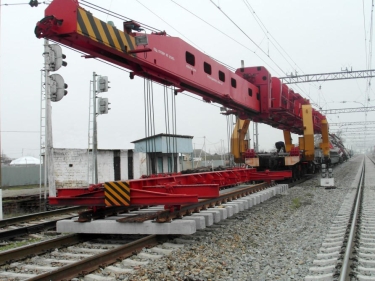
[34,0,331,209]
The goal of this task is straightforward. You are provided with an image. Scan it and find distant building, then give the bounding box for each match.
[10,156,40,165]
[132,133,193,174]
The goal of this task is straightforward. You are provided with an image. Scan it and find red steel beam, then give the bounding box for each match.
[49,168,292,206]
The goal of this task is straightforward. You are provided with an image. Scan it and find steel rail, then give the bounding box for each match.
[0,206,84,228]
[0,233,94,265]
[26,235,163,281]
[339,157,365,281]
[0,216,75,240]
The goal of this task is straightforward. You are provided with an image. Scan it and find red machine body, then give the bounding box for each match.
[35,0,324,207]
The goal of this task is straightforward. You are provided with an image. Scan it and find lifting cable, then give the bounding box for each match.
[171,86,178,172]
[143,77,157,175]
[163,86,178,173]
[226,115,234,167]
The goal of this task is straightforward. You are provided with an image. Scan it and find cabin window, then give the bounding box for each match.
[248,88,253,97]
[219,70,225,82]
[231,78,237,88]
[204,62,212,75]
[186,51,195,66]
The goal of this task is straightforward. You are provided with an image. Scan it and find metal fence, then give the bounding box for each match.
[1,165,43,187]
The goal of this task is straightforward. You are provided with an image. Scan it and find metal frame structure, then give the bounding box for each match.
[321,106,375,114]
[280,69,375,84]
[336,127,375,132]
[330,121,375,127]
[50,168,291,207]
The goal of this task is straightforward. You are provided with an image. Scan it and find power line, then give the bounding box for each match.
[209,0,286,76]
[207,0,321,108]
[80,0,161,33]
[135,0,204,52]
[239,0,323,107]
[363,0,369,68]
[0,1,50,6]
[1,131,39,133]
[169,0,279,73]
[242,0,300,74]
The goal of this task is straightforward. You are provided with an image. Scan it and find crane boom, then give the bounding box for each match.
[35,0,337,207]
[35,0,328,137]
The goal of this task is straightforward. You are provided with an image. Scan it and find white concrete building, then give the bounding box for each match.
[53,148,146,188]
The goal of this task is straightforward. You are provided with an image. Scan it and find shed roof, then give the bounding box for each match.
[132,133,193,144]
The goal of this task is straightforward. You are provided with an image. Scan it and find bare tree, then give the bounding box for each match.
[1,153,13,165]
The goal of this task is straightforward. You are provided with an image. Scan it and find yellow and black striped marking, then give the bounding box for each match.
[104,181,131,206]
[77,8,135,53]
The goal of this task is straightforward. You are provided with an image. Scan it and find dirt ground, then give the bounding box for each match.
[1,187,45,198]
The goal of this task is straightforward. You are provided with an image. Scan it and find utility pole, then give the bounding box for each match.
[43,39,56,197]
[89,73,110,184]
[92,72,98,184]
[0,0,2,190]
[41,40,68,198]
[204,136,206,166]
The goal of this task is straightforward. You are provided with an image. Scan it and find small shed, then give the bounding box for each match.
[132,134,193,174]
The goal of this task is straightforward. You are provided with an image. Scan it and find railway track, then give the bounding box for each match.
[0,173,319,280]
[0,207,84,241]
[0,179,294,280]
[0,233,170,281]
[305,155,375,280]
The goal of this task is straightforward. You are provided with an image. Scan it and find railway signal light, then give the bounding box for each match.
[48,44,67,72]
[97,76,110,93]
[49,74,68,102]
[97,97,110,114]
[29,0,38,7]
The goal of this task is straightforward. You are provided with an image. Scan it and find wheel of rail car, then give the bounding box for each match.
[296,165,301,180]
[310,164,316,174]
[291,166,297,182]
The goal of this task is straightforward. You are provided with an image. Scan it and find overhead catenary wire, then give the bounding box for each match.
[242,0,306,77]
[240,0,326,107]
[169,1,321,110]
[170,0,277,73]
[209,0,286,76]
[0,1,50,5]
[135,0,205,53]
[207,0,321,108]
[80,0,161,33]
[363,0,369,69]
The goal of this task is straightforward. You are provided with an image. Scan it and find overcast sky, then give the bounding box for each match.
[0,0,374,159]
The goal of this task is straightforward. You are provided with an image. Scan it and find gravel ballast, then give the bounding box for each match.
[119,155,362,281]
